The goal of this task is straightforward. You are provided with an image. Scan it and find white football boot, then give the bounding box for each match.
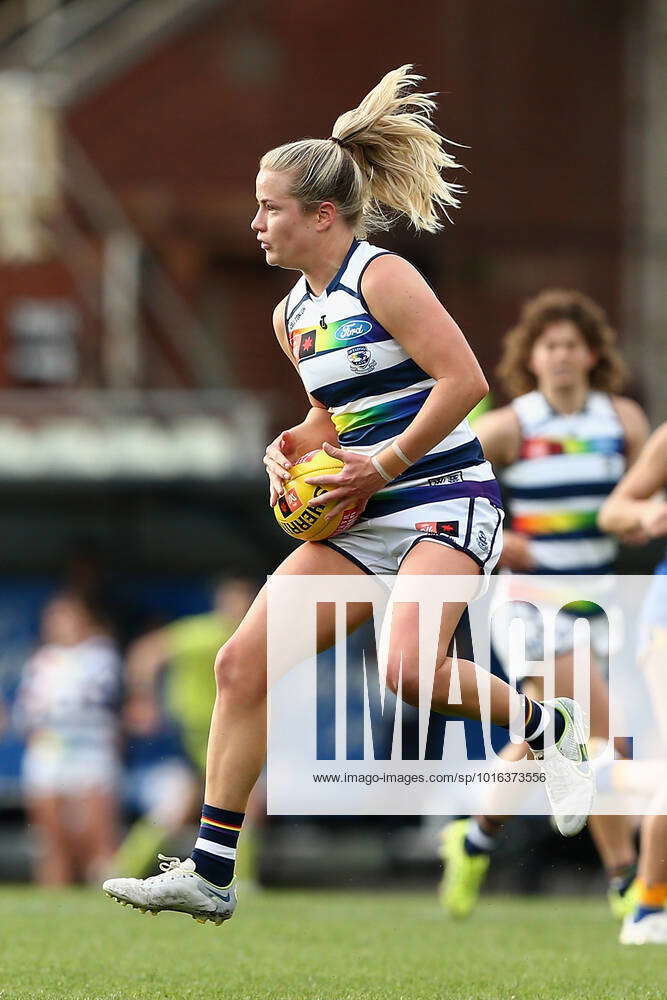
[620,911,667,945]
[531,697,594,837]
[103,855,237,925]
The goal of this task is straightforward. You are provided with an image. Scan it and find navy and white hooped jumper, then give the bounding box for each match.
[491,390,627,675]
[502,390,626,574]
[283,239,504,575]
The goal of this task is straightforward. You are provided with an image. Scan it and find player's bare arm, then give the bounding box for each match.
[598,421,667,537]
[612,395,651,467]
[474,404,535,571]
[473,405,521,470]
[364,254,488,461]
[123,629,170,734]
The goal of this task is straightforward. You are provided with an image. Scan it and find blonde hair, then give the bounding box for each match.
[497,289,629,398]
[259,65,462,237]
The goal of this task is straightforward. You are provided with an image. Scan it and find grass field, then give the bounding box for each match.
[0,887,665,1000]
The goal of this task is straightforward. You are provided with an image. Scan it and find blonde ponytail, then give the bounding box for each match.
[260,65,462,237]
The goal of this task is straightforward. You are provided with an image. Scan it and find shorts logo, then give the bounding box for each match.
[347,345,377,374]
[415,520,459,536]
[298,331,317,360]
[336,320,372,342]
[427,472,464,486]
[477,529,489,551]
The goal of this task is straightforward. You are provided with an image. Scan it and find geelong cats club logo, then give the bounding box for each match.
[347,345,377,374]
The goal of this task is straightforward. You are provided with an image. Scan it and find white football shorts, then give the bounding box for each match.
[321,492,504,577]
[22,733,120,797]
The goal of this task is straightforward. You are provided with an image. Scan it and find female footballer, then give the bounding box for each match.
[103,66,594,924]
[440,290,649,920]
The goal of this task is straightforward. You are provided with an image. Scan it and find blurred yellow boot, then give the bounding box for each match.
[439,820,490,919]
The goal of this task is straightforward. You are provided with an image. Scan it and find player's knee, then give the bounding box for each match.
[385,658,420,706]
[399,668,421,706]
[435,657,453,694]
[213,640,264,706]
[213,642,233,691]
[387,654,452,707]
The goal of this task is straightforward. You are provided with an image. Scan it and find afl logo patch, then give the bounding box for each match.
[347,345,377,374]
[298,331,317,360]
[415,521,460,537]
[335,319,372,342]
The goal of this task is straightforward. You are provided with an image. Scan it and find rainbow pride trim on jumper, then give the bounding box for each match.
[290,316,390,359]
[520,436,624,460]
[332,389,430,438]
[512,510,600,536]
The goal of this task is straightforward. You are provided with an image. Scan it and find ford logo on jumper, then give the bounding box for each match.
[336,320,372,341]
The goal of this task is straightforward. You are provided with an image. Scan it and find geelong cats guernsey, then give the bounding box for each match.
[284,239,500,520]
[502,390,626,573]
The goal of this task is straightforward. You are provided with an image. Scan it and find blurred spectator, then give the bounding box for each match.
[114,577,258,878]
[14,591,122,885]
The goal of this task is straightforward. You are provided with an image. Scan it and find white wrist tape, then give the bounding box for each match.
[371,455,393,482]
[392,440,412,467]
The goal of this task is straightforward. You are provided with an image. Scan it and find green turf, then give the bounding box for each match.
[0,888,664,1000]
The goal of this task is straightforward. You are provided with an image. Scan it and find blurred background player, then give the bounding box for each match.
[14,591,122,885]
[599,422,667,944]
[114,577,258,880]
[440,289,649,919]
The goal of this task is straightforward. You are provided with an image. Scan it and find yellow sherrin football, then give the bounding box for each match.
[273,449,361,542]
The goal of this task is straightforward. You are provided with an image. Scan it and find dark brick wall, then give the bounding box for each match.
[1,1,629,404]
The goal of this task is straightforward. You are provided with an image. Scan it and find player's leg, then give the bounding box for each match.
[75,787,119,884]
[621,808,667,944]
[547,654,637,918]
[111,761,200,879]
[26,793,74,885]
[389,540,593,832]
[450,648,636,917]
[203,543,376,811]
[439,738,526,918]
[103,541,373,922]
[387,544,520,723]
[621,635,667,944]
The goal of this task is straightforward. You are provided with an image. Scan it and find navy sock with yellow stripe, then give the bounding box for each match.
[190,804,244,887]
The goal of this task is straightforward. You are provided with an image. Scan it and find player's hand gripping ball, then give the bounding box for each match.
[273,449,361,541]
